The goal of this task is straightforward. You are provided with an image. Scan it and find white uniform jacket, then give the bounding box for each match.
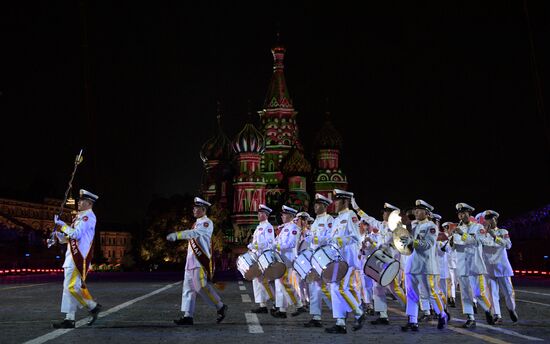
[58,209,96,269]
[405,219,439,275]
[304,213,334,250]
[482,227,513,277]
[174,215,214,271]
[250,220,275,254]
[451,221,488,276]
[331,209,361,269]
[275,221,301,266]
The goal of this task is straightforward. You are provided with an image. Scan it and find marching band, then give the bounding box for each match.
[52,187,518,333]
[237,191,519,334]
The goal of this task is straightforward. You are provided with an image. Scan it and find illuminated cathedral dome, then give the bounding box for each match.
[200,115,231,164]
[282,147,312,175]
[314,112,343,150]
[232,121,266,154]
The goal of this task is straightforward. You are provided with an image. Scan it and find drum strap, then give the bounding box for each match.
[190,238,212,281]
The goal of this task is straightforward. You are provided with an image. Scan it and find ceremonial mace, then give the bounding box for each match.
[47,149,84,248]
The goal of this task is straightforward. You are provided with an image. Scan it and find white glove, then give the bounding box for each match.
[400,236,412,246]
[247,243,254,250]
[54,215,66,227]
[166,233,177,242]
[351,197,360,211]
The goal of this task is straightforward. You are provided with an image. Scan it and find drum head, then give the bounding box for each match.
[379,260,400,287]
[322,261,348,283]
[264,262,286,281]
[306,269,321,283]
[245,264,261,281]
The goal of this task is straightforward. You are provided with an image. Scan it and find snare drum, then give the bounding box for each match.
[363,249,400,287]
[311,245,348,283]
[257,249,287,281]
[293,249,320,282]
[237,251,261,281]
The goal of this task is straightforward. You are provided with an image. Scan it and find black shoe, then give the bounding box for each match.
[269,307,279,317]
[291,306,308,317]
[216,304,228,323]
[370,317,390,325]
[448,297,456,308]
[509,309,518,323]
[462,319,476,328]
[174,316,194,325]
[401,322,419,331]
[87,304,102,326]
[418,313,431,322]
[272,310,287,318]
[445,308,451,322]
[325,324,346,334]
[52,319,75,329]
[251,306,268,314]
[437,314,447,329]
[485,311,495,325]
[473,304,478,314]
[352,313,365,331]
[304,319,323,328]
[493,316,503,325]
[366,306,375,316]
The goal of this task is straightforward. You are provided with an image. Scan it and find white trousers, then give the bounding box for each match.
[330,268,361,318]
[253,276,274,304]
[488,276,516,316]
[362,274,374,304]
[405,273,444,319]
[449,268,457,298]
[458,274,491,315]
[373,277,406,314]
[308,280,332,316]
[61,266,96,314]
[181,267,222,316]
[275,268,300,309]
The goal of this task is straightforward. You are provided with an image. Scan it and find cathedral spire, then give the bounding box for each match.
[263,33,292,110]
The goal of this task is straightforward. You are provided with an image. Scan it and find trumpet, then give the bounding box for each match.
[389,210,413,256]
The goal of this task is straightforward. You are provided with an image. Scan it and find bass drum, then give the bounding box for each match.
[311,245,348,283]
[293,249,320,282]
[363,249,400,287]
[237,251,261,281]
[257,250,287,281]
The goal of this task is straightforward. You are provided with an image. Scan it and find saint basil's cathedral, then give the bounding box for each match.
[199,39,349,242]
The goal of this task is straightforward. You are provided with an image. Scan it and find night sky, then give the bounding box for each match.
[1,1,549,225]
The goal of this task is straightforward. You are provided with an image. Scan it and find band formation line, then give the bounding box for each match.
[50,187,517,335]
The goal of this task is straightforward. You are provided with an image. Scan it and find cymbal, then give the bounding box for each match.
[392,225,413,256]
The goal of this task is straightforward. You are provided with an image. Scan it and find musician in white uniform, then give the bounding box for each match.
[481,210,518,324]
[302,194,334,327]
[271,205,305,318]
[401,200,447,331]
[451,203,494,328]
[248,204,276,313]
[52,189,102,328]
[293,212,312,315]
[433,214,451,312]
[359,221,377,315]
[442,222,457,307]
[167,197,228,325]
[325,189,365,334]
[352,199,406,325]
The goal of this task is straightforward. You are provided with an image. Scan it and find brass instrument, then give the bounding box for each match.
[389,210,413,256]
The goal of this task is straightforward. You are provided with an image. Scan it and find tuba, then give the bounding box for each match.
[389,210,413,256]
